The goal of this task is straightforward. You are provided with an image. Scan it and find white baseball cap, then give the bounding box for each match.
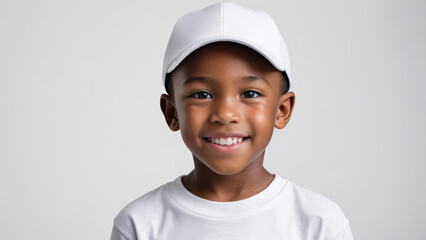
[162,2,291,88]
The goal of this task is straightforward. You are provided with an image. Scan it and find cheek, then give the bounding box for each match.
[178,114,198,152]
[247,104,276,142]
[249,104,276,127]
[180,105,205,125]
[178,105,206,140]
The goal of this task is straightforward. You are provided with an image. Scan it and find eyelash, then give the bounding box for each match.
[189,91,212,99]
[188,90,262,99]
[240,90,261,98]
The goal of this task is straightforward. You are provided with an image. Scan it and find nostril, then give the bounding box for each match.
[210,114,241,125]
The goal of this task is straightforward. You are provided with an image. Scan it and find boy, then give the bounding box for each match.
[111,2,353,240]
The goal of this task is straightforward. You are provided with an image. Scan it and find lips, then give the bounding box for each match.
[203,133,249,147]
[203,135,248,153]
[207,137,243,146]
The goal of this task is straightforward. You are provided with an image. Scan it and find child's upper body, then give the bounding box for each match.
[111,174,352,240]
[111,2,353,240]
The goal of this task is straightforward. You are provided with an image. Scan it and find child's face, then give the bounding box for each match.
[161,42,295,175]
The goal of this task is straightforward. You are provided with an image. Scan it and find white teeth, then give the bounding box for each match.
[209,137,245,146]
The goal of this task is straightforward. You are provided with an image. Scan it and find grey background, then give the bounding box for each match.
[1,0,425,239]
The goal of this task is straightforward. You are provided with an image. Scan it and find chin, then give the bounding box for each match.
[205,161,251,176]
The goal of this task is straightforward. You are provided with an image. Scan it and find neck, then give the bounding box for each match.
[182,152,275,202]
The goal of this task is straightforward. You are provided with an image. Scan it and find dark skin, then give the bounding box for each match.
[160,42,295,202]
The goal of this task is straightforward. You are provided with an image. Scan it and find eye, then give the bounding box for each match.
[240,90,260,98]
[190,91,212,99]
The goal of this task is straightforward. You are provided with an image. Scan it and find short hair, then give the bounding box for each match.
[165,71,290,97]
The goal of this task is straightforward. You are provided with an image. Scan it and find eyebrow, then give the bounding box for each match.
[241,75,271,86]
[183,75,271,86]
[183,77,211,86]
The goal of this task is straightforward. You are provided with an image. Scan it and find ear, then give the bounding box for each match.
[275,92,295,129]
[160,94,180,131]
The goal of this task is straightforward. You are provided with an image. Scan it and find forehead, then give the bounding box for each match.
[172,42,281,87]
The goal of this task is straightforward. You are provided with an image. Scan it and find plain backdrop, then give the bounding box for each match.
[1,0,425,239]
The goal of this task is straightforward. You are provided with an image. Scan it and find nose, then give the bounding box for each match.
[209,97,241,125]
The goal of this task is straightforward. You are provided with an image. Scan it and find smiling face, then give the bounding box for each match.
[161,42,295,176]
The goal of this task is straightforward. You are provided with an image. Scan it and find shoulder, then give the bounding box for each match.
[112,178,177,240]
[284,180,351,239]
[286,180,346,219]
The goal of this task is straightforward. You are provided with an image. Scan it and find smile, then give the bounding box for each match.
[207,137,243,146]
[203,135,249,153]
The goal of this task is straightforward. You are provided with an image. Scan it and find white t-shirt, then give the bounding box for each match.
[111,174,353,240]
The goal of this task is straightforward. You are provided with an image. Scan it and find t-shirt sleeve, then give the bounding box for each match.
[110,225,131,240]
[329,223,353,240]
